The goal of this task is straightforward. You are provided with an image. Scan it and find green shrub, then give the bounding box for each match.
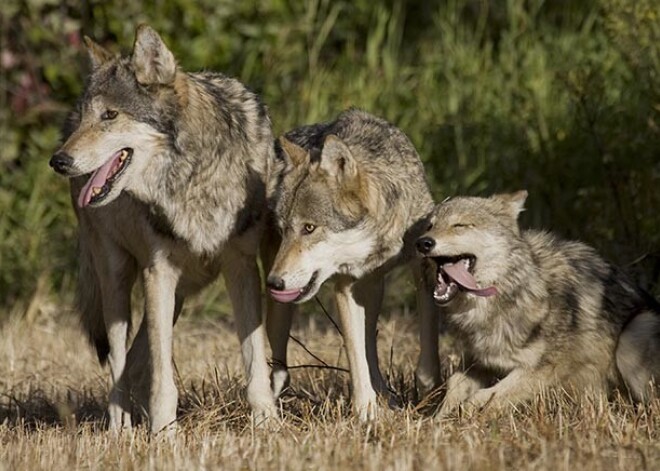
[0,0,658,315]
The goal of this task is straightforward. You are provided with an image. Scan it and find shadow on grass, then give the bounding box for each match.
[0,388,106,430]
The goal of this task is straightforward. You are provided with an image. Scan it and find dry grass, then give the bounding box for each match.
[1,306,659,471]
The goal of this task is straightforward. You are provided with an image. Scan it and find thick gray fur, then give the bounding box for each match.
[416,192,660,415]
[54,25,288,434]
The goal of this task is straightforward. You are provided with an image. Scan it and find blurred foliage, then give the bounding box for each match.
[0,0,658,315]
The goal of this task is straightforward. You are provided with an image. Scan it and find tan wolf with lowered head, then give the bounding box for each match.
[49,25,291,434]
[415,191,660,414]
[266,109,441,419]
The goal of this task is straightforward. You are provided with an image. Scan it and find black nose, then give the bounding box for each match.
[49,152,74,174]
[266,275,285,291]
[416,237,436,254]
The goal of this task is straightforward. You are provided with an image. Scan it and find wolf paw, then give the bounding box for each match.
[354,393,380,422]
[250,403,284,432]
[250,396,280,426]
[270,368,290,400]
[415,369,441,399]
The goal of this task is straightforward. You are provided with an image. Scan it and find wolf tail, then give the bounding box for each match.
[76,234,110,364]
[616,310,660,401]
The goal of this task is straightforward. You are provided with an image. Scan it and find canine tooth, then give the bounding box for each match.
[120,150,127,161]
[92,187,102,196]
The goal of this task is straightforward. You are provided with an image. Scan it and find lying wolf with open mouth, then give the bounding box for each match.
[416,191,660,414]
[49,25,286,433]
[265,109,440,419]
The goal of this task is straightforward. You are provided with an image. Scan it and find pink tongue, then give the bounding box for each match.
[442,263,497,297]
[269,288,302,304]
[77,150,123,208]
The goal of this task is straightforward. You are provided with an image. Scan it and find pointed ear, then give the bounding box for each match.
[319,135,358,181]
[279,137,310,168]
[132,24,176,85]
[84,36,113,69]
[495,190,528,219]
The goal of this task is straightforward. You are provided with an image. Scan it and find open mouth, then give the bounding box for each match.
[77,148,133,208]
[269,271,319,304]
[432,254,497,305]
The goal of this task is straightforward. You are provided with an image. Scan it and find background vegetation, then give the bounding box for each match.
[1,0,658,316]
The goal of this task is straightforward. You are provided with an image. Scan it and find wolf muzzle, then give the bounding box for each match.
[49,151,74,175]
[266,275,285,291]
[416,237,436,254]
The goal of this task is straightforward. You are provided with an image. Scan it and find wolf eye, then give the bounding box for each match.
[101,110,118,120]
[302,223,316,234]
[452,223,473,229]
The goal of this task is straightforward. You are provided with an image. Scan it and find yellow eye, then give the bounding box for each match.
[303,223,316,234]
[101,110,118,120]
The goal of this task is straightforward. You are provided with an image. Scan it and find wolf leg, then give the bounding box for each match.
[413,259,441,397]
[354,274,393,400]
[126,294,184,419]
[463,367,550,412]
[266,299,294,399]
[95,240,136,431]
[222,245,277,422]
[439,367,492,416]
[261,232,295,399]
[335,275,379,421]
[142,254,180,435]
[617,311,660,401]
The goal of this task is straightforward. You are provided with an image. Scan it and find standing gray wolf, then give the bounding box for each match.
[49,25,288,433]
[415,191,660,414]
[266,109,440,419]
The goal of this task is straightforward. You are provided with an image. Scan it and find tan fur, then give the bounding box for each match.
[415,192,660,415]
[52,25,292,434]
[268,110,439,419]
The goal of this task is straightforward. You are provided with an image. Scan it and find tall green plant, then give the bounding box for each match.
[0,0,658,315]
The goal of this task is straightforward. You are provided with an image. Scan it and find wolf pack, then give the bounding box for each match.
[48,25,660,434]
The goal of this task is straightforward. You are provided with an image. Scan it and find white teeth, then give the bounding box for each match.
[92,187,102,196]
[119,150,128,161]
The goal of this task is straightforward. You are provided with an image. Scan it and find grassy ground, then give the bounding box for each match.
[1,305,659,470]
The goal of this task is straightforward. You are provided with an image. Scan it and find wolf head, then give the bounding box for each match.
[267,136,377,303]
[416,191,528,306]
[50,25,179,208]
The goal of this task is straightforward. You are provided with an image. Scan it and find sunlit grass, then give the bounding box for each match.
[1,312,659,470]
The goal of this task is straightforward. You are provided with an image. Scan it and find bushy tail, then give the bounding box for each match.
[76,234,109,364]
[616,310,660,401]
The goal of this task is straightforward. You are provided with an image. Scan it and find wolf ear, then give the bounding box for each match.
[84,36,113,69]
[279,137,310,168]
[495,190,528,219]
[132,24,176,85]
[319,135,358,182]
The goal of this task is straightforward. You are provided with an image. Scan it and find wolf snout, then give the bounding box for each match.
[49,151,74,175]
[416,237,436,254]
[266,274,286,291]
